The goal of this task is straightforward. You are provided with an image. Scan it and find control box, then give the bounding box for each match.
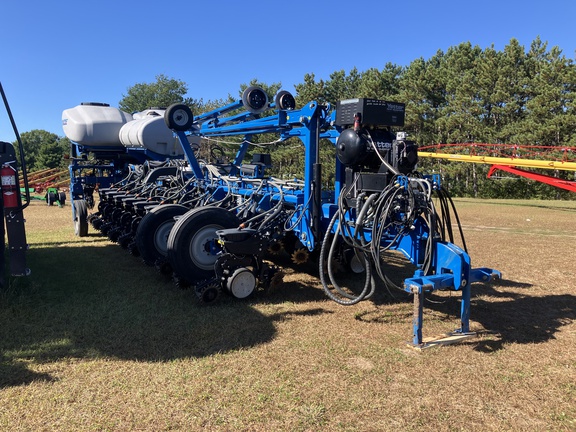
[335,98,405,127]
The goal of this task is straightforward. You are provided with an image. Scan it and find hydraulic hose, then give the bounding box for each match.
[319,210,375,305]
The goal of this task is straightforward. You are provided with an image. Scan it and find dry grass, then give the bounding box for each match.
[1,198,575,431]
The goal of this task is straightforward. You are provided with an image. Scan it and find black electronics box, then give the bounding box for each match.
[336,98,405,127]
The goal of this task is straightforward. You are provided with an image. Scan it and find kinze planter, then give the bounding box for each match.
[63,87,500,347]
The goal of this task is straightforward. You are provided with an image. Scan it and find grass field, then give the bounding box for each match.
[1,198,575,431]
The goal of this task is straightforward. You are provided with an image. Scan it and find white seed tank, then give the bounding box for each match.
[62,103,133,147]
[119,108,184,157]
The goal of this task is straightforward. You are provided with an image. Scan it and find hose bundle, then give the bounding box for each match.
[320,175,466,305]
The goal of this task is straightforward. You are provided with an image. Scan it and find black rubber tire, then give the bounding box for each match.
[167,207,240,283]
[58,191,66,206]
[242,86,268,115]
[164,103,194,131]
[274,90,296,110]
[74,199,89,237]
[135,204,189,266]
[46,191,56,206]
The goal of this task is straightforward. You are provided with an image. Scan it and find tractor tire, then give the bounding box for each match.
[46,191,57,206]
[74,199,89,237]
[167,206,239,283]
[58,191,66,206]
[135,204,188,266]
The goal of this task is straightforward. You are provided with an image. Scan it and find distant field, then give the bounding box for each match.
[1,198,575,431]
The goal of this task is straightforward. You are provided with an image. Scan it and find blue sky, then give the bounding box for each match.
[1,0,574,143]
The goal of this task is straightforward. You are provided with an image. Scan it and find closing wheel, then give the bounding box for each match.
[135,204,188,266]
[164,103,194,131]
[225,268,256,299]
[274,90,296,110]
[196,282,221,304]
[167,207,240,283]
[241,86,268,115]
[343,248,367,274]
[74,199,88,237]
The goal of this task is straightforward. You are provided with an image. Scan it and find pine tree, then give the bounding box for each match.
[525,41,576,147]
[495,39,531,144]
[294,73,326,106]
[357,63,402,100]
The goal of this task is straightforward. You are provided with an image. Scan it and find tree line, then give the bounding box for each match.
[17,37,576,198]
[292,37,576,199]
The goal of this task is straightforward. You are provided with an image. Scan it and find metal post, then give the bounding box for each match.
[412,285,424,346]
[312,163,322,241]
[460,282,471,333]
[176,131,204,179]
[230,136,251,177]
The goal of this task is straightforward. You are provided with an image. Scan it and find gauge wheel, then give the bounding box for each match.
[135,204,189,266]
[167,206,239,283]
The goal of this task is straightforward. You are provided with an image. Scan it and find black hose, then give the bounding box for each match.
[319,208,374,305]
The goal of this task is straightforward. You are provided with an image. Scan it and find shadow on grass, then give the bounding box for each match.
[348,268,575,352]
[0,243,330,388]
[39,236,109,245]
[0,356,55,387]
[416,279,576,352]
[2,239,574,387]
[368,250,575,350]
[469,281,576,352]
[270,250,576,352]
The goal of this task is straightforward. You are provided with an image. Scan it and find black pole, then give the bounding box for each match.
[0,81,30,212]
[0,191,4,290]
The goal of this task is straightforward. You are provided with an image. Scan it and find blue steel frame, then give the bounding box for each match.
[176,100,339,252]
[169,98,500,346]
[68,140,187,222]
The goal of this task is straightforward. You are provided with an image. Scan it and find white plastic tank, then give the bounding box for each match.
[62,103,133,147]
[119,109,184,157]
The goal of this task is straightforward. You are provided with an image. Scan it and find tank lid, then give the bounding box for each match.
[81,102,110,107]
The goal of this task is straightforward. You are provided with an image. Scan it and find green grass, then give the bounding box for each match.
[1,199,575,431]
